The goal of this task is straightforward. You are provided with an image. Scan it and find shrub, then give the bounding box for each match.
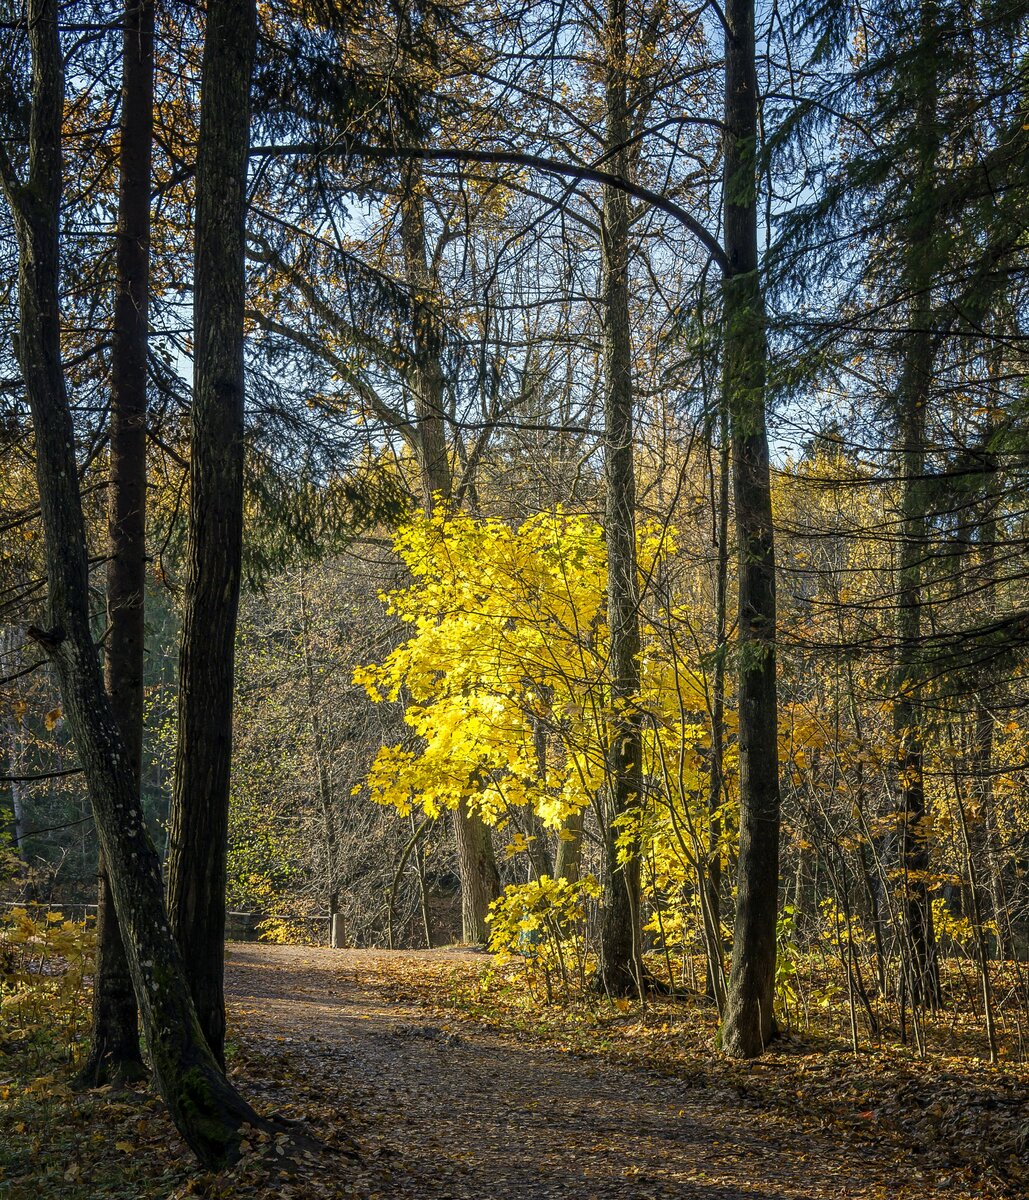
[487,875,600,1001]
[0,907,95,1058]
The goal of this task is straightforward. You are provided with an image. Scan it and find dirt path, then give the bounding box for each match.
[225,944,959,1200]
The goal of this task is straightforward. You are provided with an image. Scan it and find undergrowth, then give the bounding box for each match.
[0,908,191,1198]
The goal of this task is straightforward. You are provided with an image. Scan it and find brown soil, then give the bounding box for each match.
[225,943,965,1199]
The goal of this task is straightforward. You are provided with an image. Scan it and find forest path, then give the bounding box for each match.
[225,943,950,1200]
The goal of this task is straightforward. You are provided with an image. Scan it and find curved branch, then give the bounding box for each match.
[251,141,728,273]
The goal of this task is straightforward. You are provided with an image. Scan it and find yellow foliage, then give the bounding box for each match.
[354,508,613,826]
[354,507,716,840]
[0,907,95,1051]
[487,875,601,997]
[353,506,735,965]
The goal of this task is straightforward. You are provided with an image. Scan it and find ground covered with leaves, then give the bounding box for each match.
[1,943,1026,1199]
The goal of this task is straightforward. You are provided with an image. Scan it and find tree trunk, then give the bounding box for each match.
[893,0,941,1011]
[704,410,730,1009]
[80,0,153,1089]
[412,812,434,949]
[0,0,261,1166]
[893,339,940,1007]
[973,422,1009,961]
[598,0,645,997]
[165,0,257,1065]
[718,0,781,1058]
[949,726,998,1063]
[399,170,500,942]
[980,713,1010,962]
[454,801,500,943]
[399,174,452,512]
[527,714,554,879]
[5,727,26,855]
[555,810,584,884]
[2,628,27,857]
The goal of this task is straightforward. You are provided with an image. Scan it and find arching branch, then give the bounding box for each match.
[251,140,729,273]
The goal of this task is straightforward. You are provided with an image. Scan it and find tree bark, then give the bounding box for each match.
[453,800,501,943]
[165,0,257,1065]
[555,810,584,884]
[412,812,434,948]
[718,0,781,1058]
[80,0,153,1089]
[399,174,452,512]
[2,628,27,857]
[0,0,261,1166]
[525,712,555,879]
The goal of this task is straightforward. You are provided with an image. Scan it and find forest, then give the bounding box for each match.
[0,0,1027,1196]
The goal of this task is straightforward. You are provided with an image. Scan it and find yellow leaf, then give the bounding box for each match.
[44,706,62,730]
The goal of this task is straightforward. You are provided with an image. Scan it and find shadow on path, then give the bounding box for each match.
[224,943,948,1200]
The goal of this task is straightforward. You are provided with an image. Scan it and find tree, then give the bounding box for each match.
[165,0,258,1063]
[718,0,781,1058]
[356,510,613,859]
[79,0,154,1088]
[891,0,942,1011]
[703,402,730,1011]
[597,0,645,996]
[354,508,716,968]
[398,156,501,944]
[0,0,263,1165]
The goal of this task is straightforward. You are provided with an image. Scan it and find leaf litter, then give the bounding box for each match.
[2,942,1025,1199]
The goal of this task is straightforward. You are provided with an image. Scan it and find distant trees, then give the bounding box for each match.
[229,557,419,945]
[770,0,1029,1044]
